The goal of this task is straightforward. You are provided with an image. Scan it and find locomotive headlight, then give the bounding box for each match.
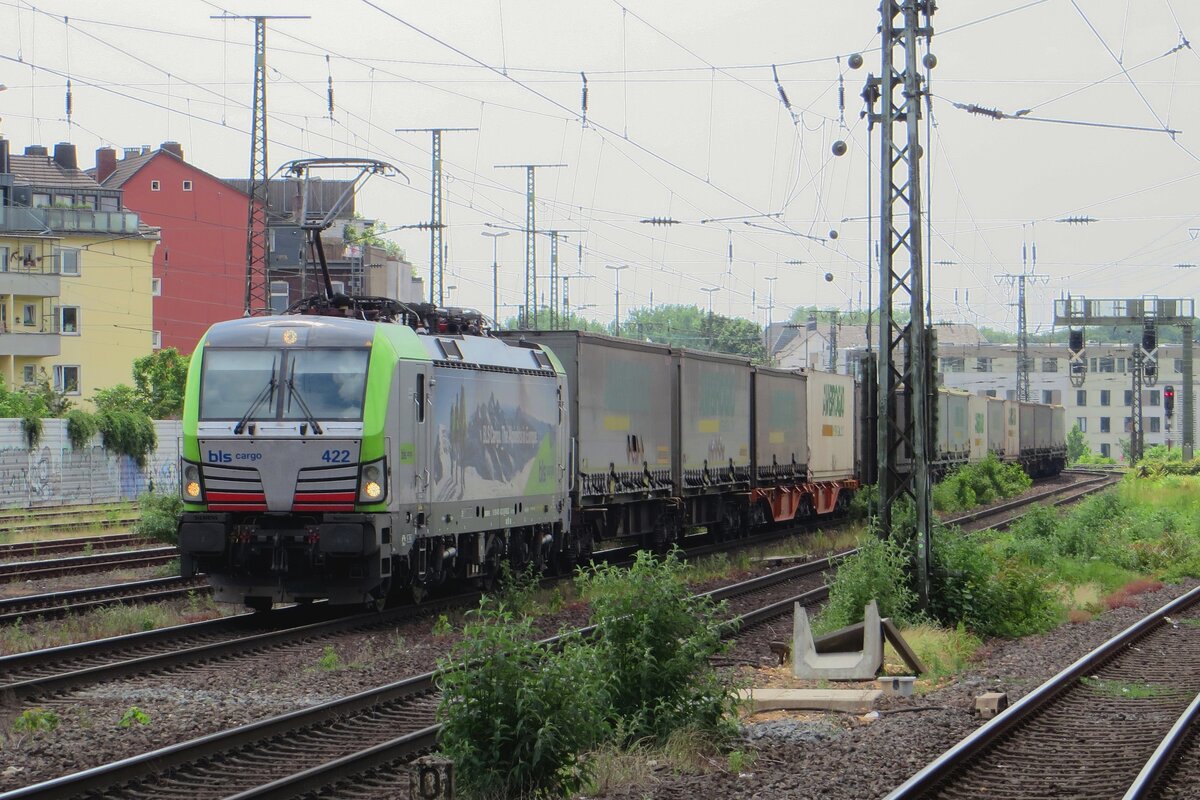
[181,461,204,502]
[358,458,387,503]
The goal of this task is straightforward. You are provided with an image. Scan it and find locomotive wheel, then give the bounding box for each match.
[245,596,272,613]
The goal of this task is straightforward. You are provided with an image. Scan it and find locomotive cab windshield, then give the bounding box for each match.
[200,347,370,423]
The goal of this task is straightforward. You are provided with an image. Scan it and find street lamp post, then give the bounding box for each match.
[606,264,630,336]
[481,230,510,326]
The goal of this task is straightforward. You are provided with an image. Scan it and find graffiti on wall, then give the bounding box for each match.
[0,420,181,508]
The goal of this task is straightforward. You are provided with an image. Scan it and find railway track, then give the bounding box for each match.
[0,469,1120,797]
[0,546,178,583]
[1,469,1110,700]
[884,584,1200,800]
[0,503,139,535]
[1,554,837,799]
[0,576,209,625]
[0,533,150,561]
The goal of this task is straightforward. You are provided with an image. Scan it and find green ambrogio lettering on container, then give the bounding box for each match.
[604,360,648,415]
[822,384,845,417]
[770,388,796,428]
[398,443,416,464]
[699,369,735,417]
[975,413,985,434]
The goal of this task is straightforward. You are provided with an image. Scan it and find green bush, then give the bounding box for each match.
[66,410,99,450]
[437,598,605,799]
[21,414,42,450]
[577,550,741,745]
[847,483,877,520]
[929,527,1057,637]
[817,531,917,632]
[98,408,157,467]
[135,491,182,545]
[932,453,1032,513]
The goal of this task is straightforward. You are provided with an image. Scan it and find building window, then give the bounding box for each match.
[1149,390,1160,406]
[1098,356,1115,373]
[182,180,193,191]
[22,365,35,385]
[53,365,80,395]
[1124,417,1133,433]
[1149,417,1162,433]
[1042,390,1054,404]
[0,246,8,273]
[1124,390,1133,406]
[975,357,993,373]
[99,195,120,212]
[1175,358,1184,374]
[57,306,80,334]
[150,180,161,191]
[54,247,81,276]
[1042,358,1058,372]
[269,280,290,314]
[1117,357,1126,373]
[1100,417,1111,433]
[152,330,162,349]
[1076,417,1087,432]
[985,389,997,398]
[22,304,36,327]
[1100,443,1111,458]
[1076,390,1086,406]
[939,357,965,373]
[1100,390,1111,406]
[1090,357,1097,372]
[151,277,162,297]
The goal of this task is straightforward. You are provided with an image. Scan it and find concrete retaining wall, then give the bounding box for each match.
[0,419,181,509]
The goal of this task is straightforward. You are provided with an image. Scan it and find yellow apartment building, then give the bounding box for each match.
[0,141,158,407]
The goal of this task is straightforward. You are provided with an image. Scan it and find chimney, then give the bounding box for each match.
[123,147,140,161]
[53,142,78,171]
[0,138,9,174]
[24,145,47,157]
[95,147,117,183]
[160,141,184,160]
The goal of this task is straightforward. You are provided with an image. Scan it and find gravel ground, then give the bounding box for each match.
[0,474,1114,794]
[593,578,1200,800]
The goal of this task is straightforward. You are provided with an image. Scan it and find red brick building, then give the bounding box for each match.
[94,143,249,354]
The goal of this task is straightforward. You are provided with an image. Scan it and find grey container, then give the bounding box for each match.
[1034,403,1054,450]
[1019,401,1037,454]
[1050,405,1066,453]
[674,348,753,491]
[806,369,857,481]
[496,330,675,500]
[751,366,809,483]
[985,396,1006,456]
[942,388,971,458]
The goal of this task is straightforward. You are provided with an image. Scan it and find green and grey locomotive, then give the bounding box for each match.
[177,302,573,610]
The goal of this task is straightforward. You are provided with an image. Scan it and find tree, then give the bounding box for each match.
[342,213,403,258]
[501,307,608,333]
[132,348,189,419]
[1066,424,1089,463]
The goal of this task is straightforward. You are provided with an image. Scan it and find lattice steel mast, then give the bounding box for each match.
[867,0,937,606]
[496,163,565,328]
[213,14,308,316]
[397,128,476,306]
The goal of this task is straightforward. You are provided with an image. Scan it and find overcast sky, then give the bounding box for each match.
[1,1,1198,333]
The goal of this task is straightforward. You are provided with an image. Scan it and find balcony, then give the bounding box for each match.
[0,330,59,357]
[0,205,142,235]
[0,268,60,298]
[41,208,141,235]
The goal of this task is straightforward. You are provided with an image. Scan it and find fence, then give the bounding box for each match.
[0,419,181,509]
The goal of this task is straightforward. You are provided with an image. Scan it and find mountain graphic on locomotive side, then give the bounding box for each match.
[177,299,1065,610]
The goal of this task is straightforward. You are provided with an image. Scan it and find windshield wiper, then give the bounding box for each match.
[286,376,324,435]
[233,358,277,435]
